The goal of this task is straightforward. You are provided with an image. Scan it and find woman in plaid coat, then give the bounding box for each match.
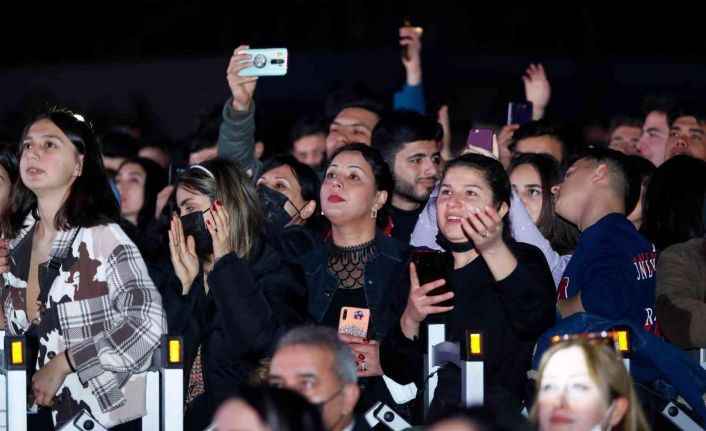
[1,109,166,430]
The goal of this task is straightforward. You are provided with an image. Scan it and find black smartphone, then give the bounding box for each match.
[507,102,533,126]
[168,163,188,185]
[467,128,494,152]
[412,248,452,307]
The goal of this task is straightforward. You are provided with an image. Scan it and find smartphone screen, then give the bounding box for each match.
[412,248,453,307]
[507,102,533,126]
[467,128,494,152]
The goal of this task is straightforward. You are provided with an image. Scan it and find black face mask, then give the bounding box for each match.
[180,209,213,256]
[435,232,475,253]
[258,186,301,232]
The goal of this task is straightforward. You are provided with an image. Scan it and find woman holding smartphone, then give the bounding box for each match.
[297,143,413,416]
[1,109,166,430]
[160,158,305,430]
[381,153,556,417]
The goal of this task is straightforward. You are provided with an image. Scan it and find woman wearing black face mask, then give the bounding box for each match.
[255,155,328,263]
[155,158,305,431]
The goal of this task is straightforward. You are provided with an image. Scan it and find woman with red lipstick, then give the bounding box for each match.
[159,158,305,430]
[297,143,414,418]
[530,339,649,431]
[380,153,556,419]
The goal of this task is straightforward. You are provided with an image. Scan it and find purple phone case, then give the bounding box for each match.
[467,128,494,152]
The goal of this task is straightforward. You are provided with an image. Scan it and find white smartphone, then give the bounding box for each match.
[238,48,288,77]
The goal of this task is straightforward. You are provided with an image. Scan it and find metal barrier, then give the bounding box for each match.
[141,335,184,431]
[424,323,485,415]
[0,331,183,431]
[0,330,27,431]
[606,328,705,431]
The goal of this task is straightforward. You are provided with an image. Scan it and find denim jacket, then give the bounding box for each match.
[297,232,412,340]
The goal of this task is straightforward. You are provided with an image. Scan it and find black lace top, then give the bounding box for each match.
[327,239,377,290]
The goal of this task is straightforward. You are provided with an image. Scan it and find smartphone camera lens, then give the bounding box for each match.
[342,309,348,319]
[253,54,267,69]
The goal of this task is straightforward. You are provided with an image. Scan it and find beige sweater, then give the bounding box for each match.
[656,237,706,349]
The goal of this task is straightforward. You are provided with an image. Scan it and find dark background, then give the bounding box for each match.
[2,1,705,154]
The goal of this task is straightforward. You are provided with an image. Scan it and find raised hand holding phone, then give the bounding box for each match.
[227,44,259,111]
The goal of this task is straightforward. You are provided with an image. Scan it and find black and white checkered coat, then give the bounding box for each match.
[2,214,167,428]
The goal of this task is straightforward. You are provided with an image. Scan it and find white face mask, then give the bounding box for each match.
[588,401,616,431]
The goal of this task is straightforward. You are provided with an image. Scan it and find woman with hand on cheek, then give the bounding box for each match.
[381,153,556,418]
[160,158,305,431]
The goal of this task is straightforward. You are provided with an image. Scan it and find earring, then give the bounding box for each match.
[321,210,325,216]
[370,207,377,219]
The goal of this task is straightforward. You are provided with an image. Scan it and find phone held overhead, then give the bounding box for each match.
[238,48,288,77]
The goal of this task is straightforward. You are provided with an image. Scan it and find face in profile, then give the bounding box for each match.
[636,111,669,166]
[537,346,622,431]
[554,158,594,227]
[0,164,12,212]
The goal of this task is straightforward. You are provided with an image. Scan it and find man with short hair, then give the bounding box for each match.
[664,104,706,162]
[554,148,658,332]
[607,115,642,155]
[636,96,676,167]
[371,110,442,242]
[325,99,386,155]
[511,120,569,166]
[269,326,368,431]
[290,114,328,169]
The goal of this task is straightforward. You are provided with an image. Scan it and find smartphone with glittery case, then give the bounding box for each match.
[338,306,370,338]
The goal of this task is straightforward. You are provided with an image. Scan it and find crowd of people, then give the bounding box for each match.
[1,23,706,431]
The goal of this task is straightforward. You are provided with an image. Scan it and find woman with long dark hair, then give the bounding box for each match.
[381,154,555,418]
[1,109,165,430]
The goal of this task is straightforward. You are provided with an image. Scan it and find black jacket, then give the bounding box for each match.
[380,240,556,414]
[153,237,306,419]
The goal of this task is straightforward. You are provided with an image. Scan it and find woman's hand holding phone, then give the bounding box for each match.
[400,262,454,340]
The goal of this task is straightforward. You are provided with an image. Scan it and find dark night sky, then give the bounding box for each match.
[1,1,704,151]
[3,1,705,65]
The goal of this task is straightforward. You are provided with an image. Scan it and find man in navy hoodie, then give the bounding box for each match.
[554,148,658,333]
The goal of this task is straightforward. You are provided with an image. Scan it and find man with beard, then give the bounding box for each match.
[371,110,442,242]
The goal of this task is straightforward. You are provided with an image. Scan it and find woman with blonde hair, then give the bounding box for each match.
[158,158,305,430]
[530,338,650,431]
